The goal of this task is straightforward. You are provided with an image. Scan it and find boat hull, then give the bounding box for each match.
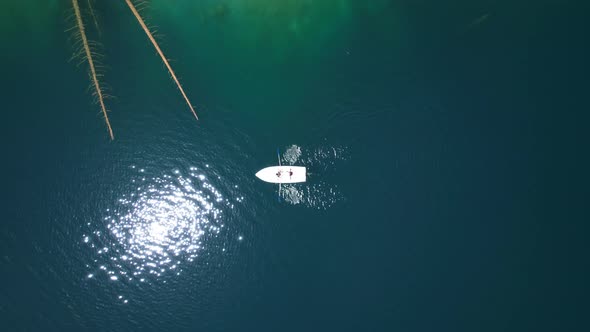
[255,166,306,184]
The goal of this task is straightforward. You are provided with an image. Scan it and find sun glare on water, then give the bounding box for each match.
[84,167,236,284]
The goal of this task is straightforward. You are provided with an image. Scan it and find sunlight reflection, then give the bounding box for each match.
[84,167,235,283]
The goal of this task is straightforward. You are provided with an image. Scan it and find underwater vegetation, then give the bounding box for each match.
[69,0,197,140]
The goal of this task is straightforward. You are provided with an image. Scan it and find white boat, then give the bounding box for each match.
[255,166,306,184]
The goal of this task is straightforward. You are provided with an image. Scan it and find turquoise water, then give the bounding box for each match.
[1,1,589,331]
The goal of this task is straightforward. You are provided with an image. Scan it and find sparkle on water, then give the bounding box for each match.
[84,167,237,283]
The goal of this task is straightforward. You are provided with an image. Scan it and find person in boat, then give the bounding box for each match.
[276,170,282,177]
[289,169,293,177]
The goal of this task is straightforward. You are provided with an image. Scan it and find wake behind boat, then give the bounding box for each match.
[255,166,306,184]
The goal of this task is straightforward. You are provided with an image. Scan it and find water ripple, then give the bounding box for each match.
[84,166,235,284]
[279,144,348,209]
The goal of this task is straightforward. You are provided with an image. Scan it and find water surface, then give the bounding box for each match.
[1,1,589,331]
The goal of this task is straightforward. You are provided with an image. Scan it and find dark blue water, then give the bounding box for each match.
[1,1,589,331]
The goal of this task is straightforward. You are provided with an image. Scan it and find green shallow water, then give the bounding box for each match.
[1,1,589,331]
